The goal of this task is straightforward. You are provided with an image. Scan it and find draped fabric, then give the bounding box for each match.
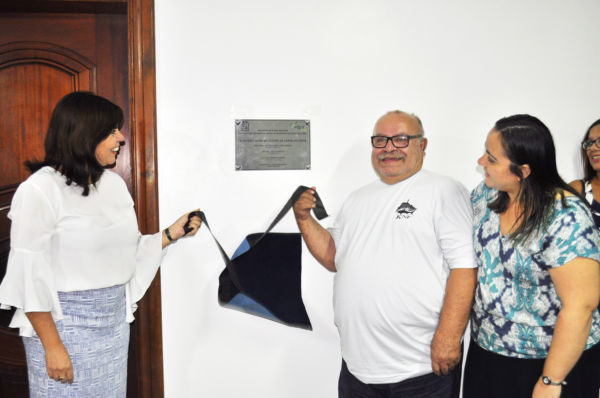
[198,186,328,329]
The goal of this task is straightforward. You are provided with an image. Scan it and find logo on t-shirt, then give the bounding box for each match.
[396,200,417,219]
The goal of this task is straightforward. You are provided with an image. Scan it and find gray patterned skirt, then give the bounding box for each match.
[23,285,129,398]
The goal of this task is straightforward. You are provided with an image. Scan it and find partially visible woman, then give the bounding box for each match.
[569,119,600,228]
[463,115,600,398]
[0,92,202,397]
[568,119,600,397]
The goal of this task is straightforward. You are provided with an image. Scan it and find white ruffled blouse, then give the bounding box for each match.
[0,167,165,337]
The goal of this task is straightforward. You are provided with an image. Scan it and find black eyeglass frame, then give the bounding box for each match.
[370,134,423,149]
[582,137,600,150]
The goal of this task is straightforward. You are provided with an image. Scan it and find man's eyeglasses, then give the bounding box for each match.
[371,134,423,149]
[582,138,600,150]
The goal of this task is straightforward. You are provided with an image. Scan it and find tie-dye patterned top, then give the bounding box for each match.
[470,181,600,358]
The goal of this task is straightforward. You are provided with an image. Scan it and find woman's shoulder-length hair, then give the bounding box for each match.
[489,114,582,244]
[26,91,124,196]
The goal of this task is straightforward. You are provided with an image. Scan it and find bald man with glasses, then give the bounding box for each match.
[293,110,477,398]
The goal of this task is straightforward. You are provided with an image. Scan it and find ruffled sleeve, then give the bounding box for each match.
[0,181,63,337]
[124,231,166,321]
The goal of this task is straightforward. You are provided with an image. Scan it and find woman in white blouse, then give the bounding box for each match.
[0,92,201,397]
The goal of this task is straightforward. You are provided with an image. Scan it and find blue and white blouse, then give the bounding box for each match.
[471,181,600,358]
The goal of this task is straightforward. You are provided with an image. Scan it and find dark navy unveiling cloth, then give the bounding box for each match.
[190,186,328,330]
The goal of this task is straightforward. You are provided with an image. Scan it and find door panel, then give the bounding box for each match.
[0,13,131,190]
[0,42,96,186]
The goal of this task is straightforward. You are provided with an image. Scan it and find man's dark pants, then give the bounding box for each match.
[338,360,461,398]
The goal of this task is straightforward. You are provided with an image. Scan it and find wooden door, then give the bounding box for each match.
[0,1,162,397]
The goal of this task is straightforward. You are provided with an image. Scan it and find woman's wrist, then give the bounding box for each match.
[541,375,566,386]
[164,227,177,243]
[162,227,177,248]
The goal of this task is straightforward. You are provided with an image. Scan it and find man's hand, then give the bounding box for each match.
[293,187,317,222]
[292,186,336,271]
[430,268,476,375]
[430,331,461,376]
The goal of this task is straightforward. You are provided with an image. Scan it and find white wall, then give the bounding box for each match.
[154,1,600,396]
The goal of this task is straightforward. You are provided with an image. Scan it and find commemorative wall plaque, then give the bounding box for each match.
[235,119,310,170]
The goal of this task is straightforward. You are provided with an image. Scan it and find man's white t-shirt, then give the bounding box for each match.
[328,169,476,384]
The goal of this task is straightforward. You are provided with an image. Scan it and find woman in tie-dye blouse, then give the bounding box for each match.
[462,115,600,398]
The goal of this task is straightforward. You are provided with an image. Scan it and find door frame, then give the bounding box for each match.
[128,0,164,397]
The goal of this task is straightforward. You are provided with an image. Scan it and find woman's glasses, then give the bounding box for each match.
[582,137,600,150]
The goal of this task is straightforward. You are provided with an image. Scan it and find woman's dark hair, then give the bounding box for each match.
[488,114,582,243]
[581,119,600,182]
[25,91,124,196]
